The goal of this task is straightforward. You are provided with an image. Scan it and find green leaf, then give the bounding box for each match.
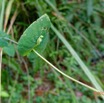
[0,30,8,37]
[0,31,9,47]
[0,39,8,47]
[3,44,15,57]
[28,32,49,71]
[34,30,49,53]
[17,14,51,56]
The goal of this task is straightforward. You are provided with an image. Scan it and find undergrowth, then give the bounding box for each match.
[1,0,104,103]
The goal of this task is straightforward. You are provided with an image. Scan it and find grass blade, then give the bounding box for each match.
[33,50,100,92]
[51,24,104,99]
[4,0,14,31]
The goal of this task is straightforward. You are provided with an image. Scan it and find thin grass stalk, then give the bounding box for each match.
[33,50,104,98]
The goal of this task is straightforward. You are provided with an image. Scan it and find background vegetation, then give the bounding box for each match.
[1,0,104,103]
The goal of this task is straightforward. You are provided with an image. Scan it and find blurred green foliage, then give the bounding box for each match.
[1,0,104,103]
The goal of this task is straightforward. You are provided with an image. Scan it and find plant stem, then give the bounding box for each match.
[33,49,103,96]
[4,37,18,44]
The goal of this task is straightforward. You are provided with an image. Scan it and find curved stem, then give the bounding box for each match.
[2,35,104,98]
[33,49,104,96]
